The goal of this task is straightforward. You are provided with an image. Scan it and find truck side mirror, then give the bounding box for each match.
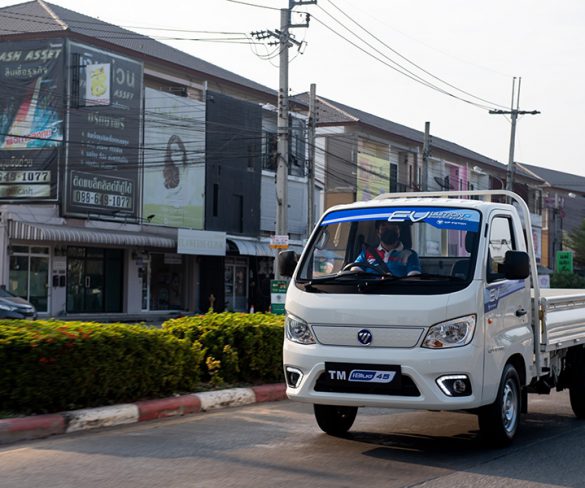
[278,250,298,277]
[503,251,530,280]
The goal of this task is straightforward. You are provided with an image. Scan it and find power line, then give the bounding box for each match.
[225,0,282,10]
[310,13,496,112]
[320,0,509,110]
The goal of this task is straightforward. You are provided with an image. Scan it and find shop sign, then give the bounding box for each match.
[164,253,182,264]
[556,251,573,273]
[270,234,289,249]
[270,279,288,314]
[0,39,65,201]
[84,63,111,106]
[64,42,143,218]
[143,88,206,229]
[177,228,226,256]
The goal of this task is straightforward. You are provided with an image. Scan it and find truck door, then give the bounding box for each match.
[482,213,532,403]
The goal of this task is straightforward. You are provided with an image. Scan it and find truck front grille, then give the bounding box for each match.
[314,373,421,397]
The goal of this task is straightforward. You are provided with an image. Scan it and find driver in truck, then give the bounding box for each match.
[353,220,421,276]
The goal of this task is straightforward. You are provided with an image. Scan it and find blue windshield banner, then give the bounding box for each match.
[321,206,481,232]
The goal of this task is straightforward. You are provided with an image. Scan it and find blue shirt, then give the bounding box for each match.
[355,243,421,277]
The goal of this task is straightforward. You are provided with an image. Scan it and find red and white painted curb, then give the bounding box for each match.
[0,383,286,444]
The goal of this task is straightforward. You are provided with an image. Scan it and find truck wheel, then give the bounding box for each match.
[569,347,585,418]
[569,385,585,418]
[314,404,358,436]
[478,363,521,447]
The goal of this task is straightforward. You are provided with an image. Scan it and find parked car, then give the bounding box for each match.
[0,288,37,319]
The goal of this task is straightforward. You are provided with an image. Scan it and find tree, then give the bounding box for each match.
[568,219,585,267]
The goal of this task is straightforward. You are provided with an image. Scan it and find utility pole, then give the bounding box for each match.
[276,7,290,257]
[422,121,431,192]
[307,83,317,235]
[252,1,316,279]
[489,77,540,193]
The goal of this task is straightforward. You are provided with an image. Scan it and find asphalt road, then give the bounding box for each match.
[1,390,584,488]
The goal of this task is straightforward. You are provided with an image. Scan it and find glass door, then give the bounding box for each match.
[84,254,104,313]
[66,247,85,313]
[141,261,150,311]
[224,257,248,312]
[8,246,50,313]
[67,247,104,313]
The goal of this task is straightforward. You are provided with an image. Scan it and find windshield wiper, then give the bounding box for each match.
[406,273,466,281]
[302,269,393,288]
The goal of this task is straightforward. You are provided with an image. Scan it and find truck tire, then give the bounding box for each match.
[568,346,585,418]
[478,363,521,447]
[569,385,585,418]
[314,404,358,436]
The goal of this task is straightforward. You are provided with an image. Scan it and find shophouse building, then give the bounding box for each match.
[0,0,312,318]
[518,163,585,270]
[292,93,545,260]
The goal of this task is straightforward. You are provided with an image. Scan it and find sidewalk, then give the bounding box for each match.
[0,383,287,445]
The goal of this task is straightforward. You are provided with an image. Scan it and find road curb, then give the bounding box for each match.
[0,383,287,445]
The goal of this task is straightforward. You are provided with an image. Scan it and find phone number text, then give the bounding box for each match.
[0,171,50,183]
[73,190,132,209]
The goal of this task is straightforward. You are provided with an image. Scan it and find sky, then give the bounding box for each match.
[1,0,584,177]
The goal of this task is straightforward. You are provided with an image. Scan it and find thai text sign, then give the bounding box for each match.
[556,251,573,273]
[65,43,143,217]
[0,39,64,200]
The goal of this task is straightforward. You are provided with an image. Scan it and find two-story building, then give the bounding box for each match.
[0,0,315,317]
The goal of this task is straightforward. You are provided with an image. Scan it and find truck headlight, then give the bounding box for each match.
[285,313,316,345]
[0,303,16,312]
[422,314,476,349]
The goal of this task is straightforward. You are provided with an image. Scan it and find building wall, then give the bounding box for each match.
[260,172,308,239]
[326,136,356,192]
[205,91,262,236]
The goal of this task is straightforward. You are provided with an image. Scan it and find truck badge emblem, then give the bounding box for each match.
[357,329,373,345]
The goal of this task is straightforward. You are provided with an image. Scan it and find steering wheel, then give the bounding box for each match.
[342,261,390,275]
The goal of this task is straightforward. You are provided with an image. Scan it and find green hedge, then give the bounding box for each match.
[0,320,201,414]
[550,272,585,289]
[162,312,285,385]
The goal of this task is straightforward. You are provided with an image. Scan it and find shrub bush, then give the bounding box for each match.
[550,272,585,289]
[0,320,201,414]
[163,312,285,384]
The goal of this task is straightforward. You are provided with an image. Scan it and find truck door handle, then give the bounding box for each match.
[515,308,527,317]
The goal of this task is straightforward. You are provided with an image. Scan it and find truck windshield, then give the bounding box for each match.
[296,206,481,294]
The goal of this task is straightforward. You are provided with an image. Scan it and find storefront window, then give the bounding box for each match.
[9,246,49,312]
[149,253,186,311]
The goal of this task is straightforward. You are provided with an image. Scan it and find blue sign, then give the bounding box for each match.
[321,206,481,232]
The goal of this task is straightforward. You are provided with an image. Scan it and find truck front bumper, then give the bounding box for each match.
[284,340,485,410]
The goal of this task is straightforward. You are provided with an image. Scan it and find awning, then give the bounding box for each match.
[227,237,304,257]
[8,221,176,249]
[227,238,275,257]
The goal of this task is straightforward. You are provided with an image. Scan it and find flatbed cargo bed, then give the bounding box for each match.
[535,288,585,351]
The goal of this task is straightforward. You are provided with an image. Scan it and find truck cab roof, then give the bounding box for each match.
[325,195,517,216]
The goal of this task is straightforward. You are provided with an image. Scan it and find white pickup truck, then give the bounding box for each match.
[278,190,585,446]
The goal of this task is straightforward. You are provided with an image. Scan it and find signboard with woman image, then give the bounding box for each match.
[143,87,205,229]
